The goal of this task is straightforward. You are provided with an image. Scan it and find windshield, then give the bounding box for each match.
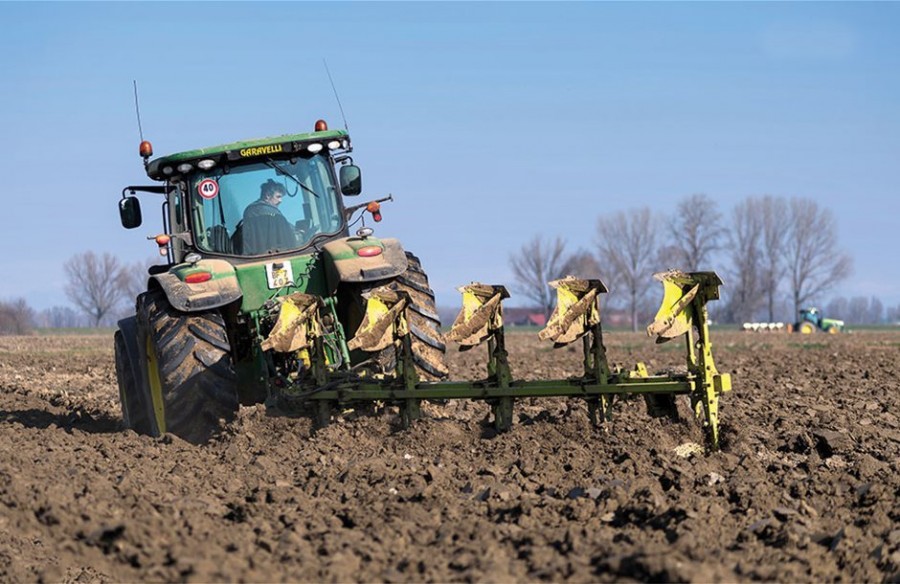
[189,154,343,256]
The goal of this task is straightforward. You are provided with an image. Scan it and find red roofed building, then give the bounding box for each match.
[502,307,547,327]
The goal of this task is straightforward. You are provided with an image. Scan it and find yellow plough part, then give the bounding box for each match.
[261,293,323,353]
[347,287,410,353]
[538,277,607,346]
[647,270,721,343]
[646,270,731,447]
[446,284,509,348]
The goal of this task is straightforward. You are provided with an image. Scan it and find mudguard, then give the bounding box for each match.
[150,259,243,312]
[322,236,408,291]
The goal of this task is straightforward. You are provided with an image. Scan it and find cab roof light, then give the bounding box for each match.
[307,143,324,153]
[139,141,153,158]
[197,159,216,170]
[315,119,328,132]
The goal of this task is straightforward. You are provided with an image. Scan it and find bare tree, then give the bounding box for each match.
[886,304,900,324]
[64,251,127,327]
[38,305,84,328]
[596,208,659,332]
[837,296,884,325]
[825,296,848,320]
[868,296,884,324]
[846,296,869,324]
[723,197,764,323]
[760,196,790,322]
[668,193,726,271]
[559,250,602,280]
[783,198,853,318]
[0,298,35,335]
[114,258,156,319]
[509,236,567,317]
[121,259,151,301]
[654,244,682,270]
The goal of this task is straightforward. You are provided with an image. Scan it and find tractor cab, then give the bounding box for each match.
[799,307,822,327]
[118,121,362,264]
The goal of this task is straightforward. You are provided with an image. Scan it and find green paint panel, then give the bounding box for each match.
[234,255,329,313]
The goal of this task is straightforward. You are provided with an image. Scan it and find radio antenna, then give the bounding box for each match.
[323,59,349,131]
[133,80,145,142]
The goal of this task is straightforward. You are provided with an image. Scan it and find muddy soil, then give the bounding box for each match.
[0,330,898,583]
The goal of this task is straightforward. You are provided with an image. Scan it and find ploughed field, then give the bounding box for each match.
[0,330,898,583]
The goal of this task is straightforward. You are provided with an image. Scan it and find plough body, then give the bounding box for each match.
[268,270,732,450]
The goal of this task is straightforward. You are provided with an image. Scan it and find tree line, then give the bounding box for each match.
[0,195,895,334]
[509,194,893,331]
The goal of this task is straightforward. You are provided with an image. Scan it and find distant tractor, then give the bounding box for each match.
[792,307,844,334]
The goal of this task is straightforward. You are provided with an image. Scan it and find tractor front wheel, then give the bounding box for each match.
[114,329,153,435]
[136,290,239,443]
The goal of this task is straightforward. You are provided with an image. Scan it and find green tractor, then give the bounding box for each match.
[116,119,447,443]
[116,120,734,449]
[793,307,844,334]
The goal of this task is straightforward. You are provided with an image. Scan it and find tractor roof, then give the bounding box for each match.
[145,129,350,181]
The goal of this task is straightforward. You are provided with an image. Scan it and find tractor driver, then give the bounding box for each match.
[241,179,297,254]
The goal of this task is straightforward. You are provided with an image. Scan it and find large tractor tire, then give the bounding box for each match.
[136,289,239,444]
[344,252,449,381]
[393,252,449,380]
[114,329,153,435]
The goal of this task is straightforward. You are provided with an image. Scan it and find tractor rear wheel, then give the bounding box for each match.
[344,252,449,381]
[798,322,816,334]
[136,289,239,443]
[114,329,153,435]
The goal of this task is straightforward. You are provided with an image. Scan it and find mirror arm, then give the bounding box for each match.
[121,185,174,198]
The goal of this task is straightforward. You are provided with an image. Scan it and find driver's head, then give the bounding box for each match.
[260,179,285,205]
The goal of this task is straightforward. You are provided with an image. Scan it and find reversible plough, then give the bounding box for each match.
[262,269,732,450]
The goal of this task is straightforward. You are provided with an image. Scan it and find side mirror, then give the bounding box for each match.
[119,196,142,229]
[339,165,362,196]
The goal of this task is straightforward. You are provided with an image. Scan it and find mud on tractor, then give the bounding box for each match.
[115,121,732,449]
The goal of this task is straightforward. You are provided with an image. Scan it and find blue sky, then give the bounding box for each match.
[1,2,898,314]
